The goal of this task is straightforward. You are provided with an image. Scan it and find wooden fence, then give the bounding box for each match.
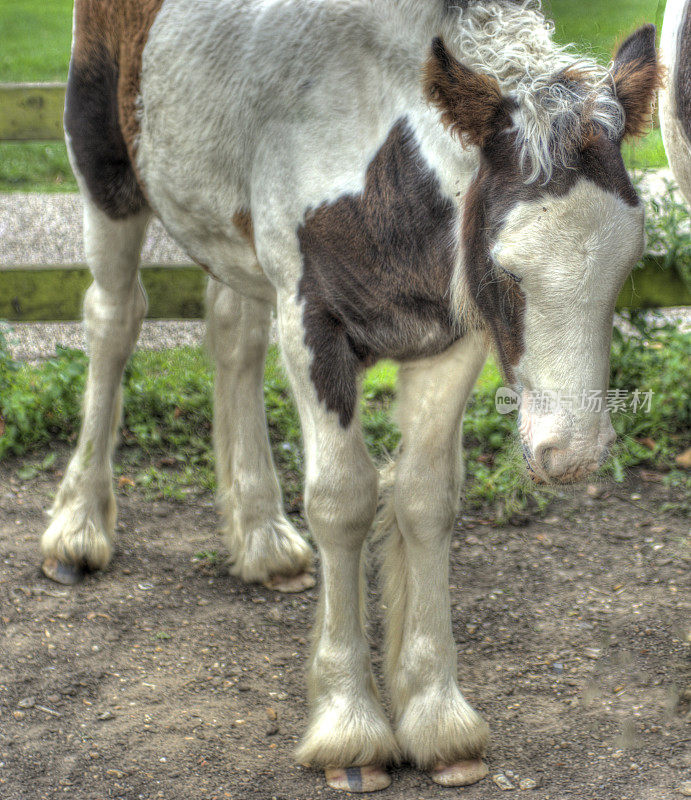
[1,82,689,321]
[0,82,66,140]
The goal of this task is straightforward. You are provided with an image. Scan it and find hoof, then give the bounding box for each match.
[325,766,391,793]
[430,759,489,787]
[41,557,85,586]
[263,571,315,593]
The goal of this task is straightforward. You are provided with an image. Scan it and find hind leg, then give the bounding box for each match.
[41,195,149,583]
[206,278,313,591]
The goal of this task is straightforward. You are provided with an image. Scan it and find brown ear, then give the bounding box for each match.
[423,37,515,148]
[612,24,664,139]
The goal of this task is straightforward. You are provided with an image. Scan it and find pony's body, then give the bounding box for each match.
[660,0,691,204]
[139,0,468,299]
[45,0,660,790]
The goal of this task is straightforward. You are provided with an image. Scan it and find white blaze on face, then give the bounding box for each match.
[492,179,645,481]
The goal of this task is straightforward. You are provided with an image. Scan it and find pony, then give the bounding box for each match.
[43,0,661,791]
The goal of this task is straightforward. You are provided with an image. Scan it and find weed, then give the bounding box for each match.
[0,319,687,520]
[641,179,691,291]
[193,551,222,566]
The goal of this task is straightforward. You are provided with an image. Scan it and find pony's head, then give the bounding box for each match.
[425,25,662,484]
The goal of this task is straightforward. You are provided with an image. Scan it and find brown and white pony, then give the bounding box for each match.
[42,0,661,792]
[660,0,691,204]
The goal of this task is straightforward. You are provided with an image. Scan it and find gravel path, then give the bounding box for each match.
[0,171,687,362]
[0,319,206,363]
[0,192,202,361]
[0,192,189,265]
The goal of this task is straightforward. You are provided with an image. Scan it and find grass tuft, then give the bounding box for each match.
[1,320,687,520]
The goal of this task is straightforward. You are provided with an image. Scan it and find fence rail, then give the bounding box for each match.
[0,83,66,140]
[1,81,689,320]
[0,257,686,322]
[0,264,205,321]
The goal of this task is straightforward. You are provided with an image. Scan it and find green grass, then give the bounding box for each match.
[547,0,666,62]
[622,128,668,171]
[0,0,669,191]
[0,141,76,192]
[0,0,75,191]
[1,323,688,519]
[0,0,72,82]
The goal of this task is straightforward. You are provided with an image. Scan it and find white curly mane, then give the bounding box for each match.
[444,0,625,181]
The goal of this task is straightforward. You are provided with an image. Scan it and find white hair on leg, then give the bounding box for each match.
[206,277,313,589]
[273,292,398,770]
[42,168,149,578]
[377,333,489,770]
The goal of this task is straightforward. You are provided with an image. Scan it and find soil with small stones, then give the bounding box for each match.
[0,448,688,800]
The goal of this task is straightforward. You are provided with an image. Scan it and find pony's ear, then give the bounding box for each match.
[423,37,515,148]
[612,24,664,139]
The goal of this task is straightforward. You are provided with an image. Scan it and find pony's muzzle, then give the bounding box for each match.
[521,413,615,485]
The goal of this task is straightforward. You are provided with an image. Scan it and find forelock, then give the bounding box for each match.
[448,1,625,183]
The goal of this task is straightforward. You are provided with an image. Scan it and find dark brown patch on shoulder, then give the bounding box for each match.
[461,163,525,380]
[65,0,164,219]
[297,119,460,427]
[677,0,691,140]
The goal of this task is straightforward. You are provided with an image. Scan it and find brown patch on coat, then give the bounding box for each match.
[612,24,665,139]
[70,1,119,63]
[233,210,256,249]
[423,37,516,148]
[677,0,691,140]
[65,0,164,218]
[297,119,462,427]
[461,165,526,380]
[116,1,166,161]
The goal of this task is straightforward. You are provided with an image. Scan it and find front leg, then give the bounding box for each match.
[276,295,398,790]
[379,333,490,786]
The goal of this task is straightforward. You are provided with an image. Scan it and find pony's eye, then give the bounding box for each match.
[491,244,522,283]
[498,264,521,283]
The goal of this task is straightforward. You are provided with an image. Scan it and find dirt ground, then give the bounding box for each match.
[0,448,688,800]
